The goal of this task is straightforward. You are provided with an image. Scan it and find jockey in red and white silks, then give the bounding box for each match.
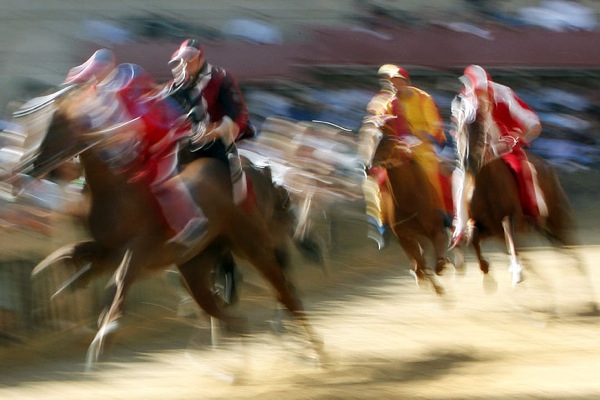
[64,50,207,248]
[452,65,547,242]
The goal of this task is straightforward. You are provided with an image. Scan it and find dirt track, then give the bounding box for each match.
[1,209,599,399]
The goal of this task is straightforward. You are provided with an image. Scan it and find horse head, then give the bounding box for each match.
[0,85,86,183]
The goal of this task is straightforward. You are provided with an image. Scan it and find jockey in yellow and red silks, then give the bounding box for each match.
[378,64,450,217]
[458,65,547,222]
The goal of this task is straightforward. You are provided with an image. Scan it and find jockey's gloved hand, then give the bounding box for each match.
[187,106,206,124]
[491,136,518,157]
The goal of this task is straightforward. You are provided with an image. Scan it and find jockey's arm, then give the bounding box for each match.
[219,73,248,141]
[416,95,445,146]
[508,93,542,146]
[194,116,239,147]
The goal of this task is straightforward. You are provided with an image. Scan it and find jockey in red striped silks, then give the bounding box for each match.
[457,64,547,226]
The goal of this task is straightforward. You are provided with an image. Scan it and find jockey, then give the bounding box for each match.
[458,65,547,224]
[162,39,256,206]
[63,49,208,249]
[377,64,450,219]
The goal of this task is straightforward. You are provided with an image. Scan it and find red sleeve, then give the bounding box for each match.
[219,72,249,139]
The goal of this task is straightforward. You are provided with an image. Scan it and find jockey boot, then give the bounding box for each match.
[366,215,386,250]
[232,171,248,205]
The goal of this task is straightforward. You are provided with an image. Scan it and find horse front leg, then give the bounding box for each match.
[241,239,326,364]
[502,216,524,286]
[471,236,498,294]
[433,228,452,276]
[397,234,445,295]
[86,247,134,372]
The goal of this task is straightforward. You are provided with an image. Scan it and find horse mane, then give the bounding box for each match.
[12,85,78,118]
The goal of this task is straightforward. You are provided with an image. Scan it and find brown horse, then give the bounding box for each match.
[13,83,324,369]
[451,96,598,311]
[361,118,447,295]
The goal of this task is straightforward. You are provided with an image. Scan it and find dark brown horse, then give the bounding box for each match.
[361,118,447,295]
[451,96,598,310]
[12,83,324,369]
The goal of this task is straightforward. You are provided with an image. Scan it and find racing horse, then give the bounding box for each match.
[11,69,324,369]
[451,96,598,311]
[360,117,447,295]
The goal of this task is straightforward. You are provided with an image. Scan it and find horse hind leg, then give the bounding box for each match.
[471,236,498,295]
[245,243,326,363]
[559,248,600,316]
[544,232,599,315]
[541,203,599,314]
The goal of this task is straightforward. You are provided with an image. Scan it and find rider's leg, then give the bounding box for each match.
[226,144,248,206]
[363,170,386,248]
[503,149,547,220]
[151,156,207,247]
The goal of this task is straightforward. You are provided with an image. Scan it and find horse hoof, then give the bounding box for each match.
[435,258,449,276]
[409,270,426,288]
[434,285,445,296]
[480,260,490,275]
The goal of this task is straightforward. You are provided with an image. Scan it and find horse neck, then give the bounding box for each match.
[79,150,123,196]
[372,135,409,167]
[466,117,490,173]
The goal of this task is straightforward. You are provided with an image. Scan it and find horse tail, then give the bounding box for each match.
[539,160,578,246]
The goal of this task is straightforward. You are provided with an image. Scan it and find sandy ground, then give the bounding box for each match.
[1,184,599,399]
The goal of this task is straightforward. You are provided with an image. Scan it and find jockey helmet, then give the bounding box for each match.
[460,65,491,94]
[168,39,204,67]
[64,49,116,85]
[377,64,410,81]
[168,39,204,86]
